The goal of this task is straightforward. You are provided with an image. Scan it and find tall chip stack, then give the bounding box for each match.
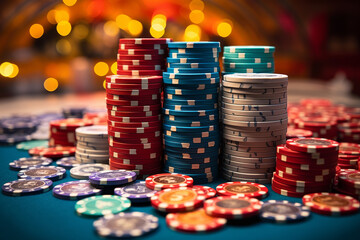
[106,38,171,179]
[220,73,288,183]
[162,41,221,184]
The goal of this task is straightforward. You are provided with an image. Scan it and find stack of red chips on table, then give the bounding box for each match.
[106,38,171,179]
[83,112,107,125]
[338,121,360,144]
[335,169,360,200]
[338,142,360,169]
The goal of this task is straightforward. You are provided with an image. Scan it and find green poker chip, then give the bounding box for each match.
[16,140,48,151]
[75,195,131,217]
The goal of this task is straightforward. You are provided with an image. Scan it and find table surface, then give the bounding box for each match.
[0,145,359,240]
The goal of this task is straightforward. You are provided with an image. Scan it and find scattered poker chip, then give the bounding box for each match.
[192,185,216,199]
[52,180,102,200]
[2,179,53,196]
[89,170,137,186]
[9,156,52,171]
[94,212,159,238]
[75,195,131,217]
[145,173,193,190]
[56,157,81,169]
[29,146,76,158]
[285,138,339,154]
[204,196,262,219]
[302,192,360,216]
[114,181,158,203]
[150,187,206,212]
[70,163,110,180]
[16,140,48,151]
[216,182,269,199]
[166,208,226,233]
[260,200,311,223]
[18,166,66,181]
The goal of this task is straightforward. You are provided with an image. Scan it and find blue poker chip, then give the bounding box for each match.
[165,93,218,101]
[89,170,137,186]
[164,134,219,144]
[2,178,53,196]
[93,212,159,238]
[168,62,219,69]
[163,108,218,117]
[163,104,218,111]
[165,154,219,163]
[260,200,311,223]
[168,47,221,52]
[164,98,218,106]
[163,124,218,133]
[164,139,219,149]
[0,115,39,132]
[167,67,220,74]
[56,157,81,169]
[167,57,219,63]
[168,42,220,49]
[223,57,274,64]
[163,114,218,122]
[224,46,275,53]
[164,82,219,89]
[165,145,219,155]
[163,78,220,85]
[163,72,220,79]
[9,156,52,171]
[52,180,102,200]
[164,120,217,128]
[170,52,219,59]
[0,133,32,144]
[164,129,219,138]
[165,159,218,169]
[18,166,66,181]
[165,87,219,95]
[114,181,157,203]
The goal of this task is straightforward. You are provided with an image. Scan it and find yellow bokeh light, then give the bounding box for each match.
[94,62,109,76]
[184,24,201,42]
[56,39,72,55]
[57,21,72,36]
[44,78,59,92]
[128,20,143,36]
[47,10,57,24]
[0,62,19,78]
[116,14,131,30]
[63,0,77,7]
[0,62,10,76]
[8,64,19,78]
[111,62,117,74]
[150,27,165,38]
[104,21,119,37]
[189,0,204,11]
[189,10,204,24]
[103,80,106,89]
[29,24,44,39]
[72,24,89,40]
[217,21,232,38]
[55,10,69,23]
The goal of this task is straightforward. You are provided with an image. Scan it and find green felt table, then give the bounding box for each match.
[0,145,359,240]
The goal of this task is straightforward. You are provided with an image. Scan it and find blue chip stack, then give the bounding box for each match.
[0,115,38,144]
[222,46,275,74]
[163,41,221,184]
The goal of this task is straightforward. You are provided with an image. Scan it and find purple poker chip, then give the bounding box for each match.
[114,181,157,203]
[9,157,52,171]
[2,178,53,196]
[18,166,66,181]
[52,180,102,200]
[89,170,137,186]
[56,157,81,169]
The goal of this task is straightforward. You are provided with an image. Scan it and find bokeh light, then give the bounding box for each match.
[189,0,204,11]
[47,10,57,24]
[0,62,19,78]
[104,21,119,37]
[44,78,59,92]
[184,24,201,41]
[189,10,204,24]
[94,62,109,76]
[54,8,70,23]
[56,39,72,55]
[103,80,106,89]
[150,27,165,38]
[57,21,72,36]
[128,20,143,36]
[111,62,117,74]
[29,24,44,39]
[116,14,131,30]
[63,0,77,7]
[72,24,89,40]
[217,21,232,38]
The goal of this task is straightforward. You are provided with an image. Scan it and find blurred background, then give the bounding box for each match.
[0,0,359,98]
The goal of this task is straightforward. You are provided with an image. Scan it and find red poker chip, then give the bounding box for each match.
[109,135,161,144]
[334,187,360,200]
[300,99,332,106]
[286,138,339,154]
[29,146,76,158]
[275,169,335,182]
[271,184,305,198]
[338,159,358,165]
[192,186,216,199]
[109,146,161,156]
[108,124,161,134]
[108,114,161,123]
[338,122,360,129]
[108,140,161,150]
[109,150,161,160]
[286,127,313,138]
[118,48,166,55]
[108,130,161,140]
[277,145,332,159]
[106,88,161,96]
[276,158,337,171]
[338,169,360,189]
[272,178,331,193]
[106,75,163,84]
[276,153,337,165]
[302,192,360,216]
[107,120,161,128]
[119,38,171,44]
[117,54,164,61]
[106,104,161,113]
[106,92,160,101]
[216,182,268,199]
[107,109,160,118]
[339,143,360,155]
[150,187,205,212]
[275,164,336,176]
[106,82,162,90]
[117,69,163,76]
[117,64,165,71]
[273,173,333,188]
[106,98,160,107]
[338,154,359,160]
[50,118,93,130]
[166,208,226,233]
[145,173,193,190]
[119,43,168,50]
[337,164,357,169]
[204,196,262,219]
[294,117,337,127]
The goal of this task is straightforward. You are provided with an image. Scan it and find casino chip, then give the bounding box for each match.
[18,166,66,181]
[204,196,262,219]
[150,187,206,212]
[166,208,226,232]
[75,195,131,217]
[260,200,310,223]
[70,163,110,180]
[336,169,360,199]
[9,156,52,171]
[16,140,48,151]
[94,212,159,238]
[29,146,76,159]
[114,181,157,203]
[216,182,268,199]
[52,180,102,200]
[286,138,339,153]
[89,170,137,186]
[2,179,53,196]
[192,185,216,199]
[302,192,360,216]
[56,156,81,169]
[145,173,193,190]
[286,127,313,139]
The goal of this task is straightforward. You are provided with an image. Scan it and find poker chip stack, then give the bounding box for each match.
[75,125,109,164]
[273,138,339,198]
[338,142,360,169]
[0,115,38,144]
[336,169,360,200]
[162,41,221,184]
[222,46,275,74]
[293,117,338,140]
[286,127,313,139]
[220,73,288,184]
[338,122,360,144]
[49,118,93,147]
[106,38,171,179]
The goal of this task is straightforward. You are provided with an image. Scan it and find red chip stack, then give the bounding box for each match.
[49,118,93,147]
[338,142,360,169]
[273,137,339,198]
[286,127,313,139]
[336,169,360,200]
[338,122,360,144]
[293,117,338,140]
[106,38,171,179]
[83,112,107,125]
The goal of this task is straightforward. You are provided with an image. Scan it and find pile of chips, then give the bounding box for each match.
[338,121,360,143]
[221,73,288,184]
[83,112,107,125]
[338,142,360,169]
[0,115,39,144]
[222,46,275,74]
[336,169,360,200]
[163,41,221,184]
[273,138,339,197]
[286,127,313,139]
